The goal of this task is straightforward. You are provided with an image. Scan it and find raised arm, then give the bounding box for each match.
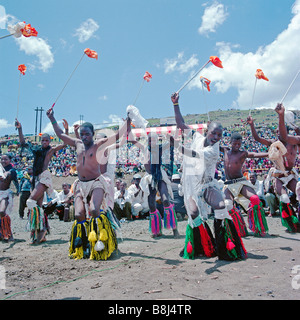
[46,108,77,147]
[246,115,272,146]
[15,119,26,146]
[275,103,300,145]
[171,93,190,132]
[246,151,269,159]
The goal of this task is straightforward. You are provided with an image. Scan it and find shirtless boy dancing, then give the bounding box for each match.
[221,132,269,237]
[16,119,66,244]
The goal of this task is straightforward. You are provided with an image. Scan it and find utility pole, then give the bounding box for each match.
[34,107,39,142]
[34,107,44,141]
[80,115,84,125]
[39,107,44,141]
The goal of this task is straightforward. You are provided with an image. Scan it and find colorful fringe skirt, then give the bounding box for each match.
[214,218,247,261]
[0,214,13,241]
[229,207,248,237]
[182,222,216,259]
[248,203,268,237]
[28,206,50,242]
[280,202,300,233]
[69,213,118,260]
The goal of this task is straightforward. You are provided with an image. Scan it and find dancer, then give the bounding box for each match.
[221,132,269,237]
[0,154,19,241]
[132,132,180,238]
[275,103,300,232]
[15,119,66,244]
[171,92,246,261]
[47,108,130,260]
[247,109,300,232]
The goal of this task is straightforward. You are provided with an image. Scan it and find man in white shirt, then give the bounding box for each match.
[113,181,132,220]
[128,174,149,218]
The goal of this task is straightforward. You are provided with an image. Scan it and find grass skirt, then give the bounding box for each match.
[69,213,118,260]
[182,222,216,259]
[214,218,247,261]
[280,202,300,233]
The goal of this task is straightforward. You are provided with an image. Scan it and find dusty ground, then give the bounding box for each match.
[1,176,300,301]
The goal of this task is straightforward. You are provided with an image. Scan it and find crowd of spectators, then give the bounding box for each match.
[1,118,300,221]
[1,121,300,181]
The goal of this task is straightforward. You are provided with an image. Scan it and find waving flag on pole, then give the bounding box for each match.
[200,76,211,121]
[84,48,98,60]
[50,48,98,110]
[18,64,27,75]
[133,71,152,105]
[143,71,152,82]
[16,64,27,119]
[21,23,38,37]
[2,21,38,40]
[200,76,211,92]
[209,56,223,68]
[250,68,269,115]
[176,55,223,94]
[255,69,269,81]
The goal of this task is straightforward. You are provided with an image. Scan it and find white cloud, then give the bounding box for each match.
[0,12,54,72]
[99,95,108,101]
[74,18,99,43]
[15,36,54,72]
[198,1,228,36]
[0,119,13,130]
[164,52,199,74]
[190,0,300,110]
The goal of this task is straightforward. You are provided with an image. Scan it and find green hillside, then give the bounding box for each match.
[147,108,300,129]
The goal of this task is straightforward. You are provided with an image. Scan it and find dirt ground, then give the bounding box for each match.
[1,176,300,301]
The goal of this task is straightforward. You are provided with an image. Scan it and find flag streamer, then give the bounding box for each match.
[133,71,152,105]
[50,48,98,109]
[176,56,223,94]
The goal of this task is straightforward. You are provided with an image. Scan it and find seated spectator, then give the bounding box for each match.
[55,183,74,221]
[113,181,132,220]
[128,173,149,218]
[69,163,77,176]
[264,179,279,217]
[249,172,266,207]
[114,178,122,193]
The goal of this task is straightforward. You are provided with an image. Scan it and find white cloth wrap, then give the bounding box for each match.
[126,105,148,129]
[182,131,221,222]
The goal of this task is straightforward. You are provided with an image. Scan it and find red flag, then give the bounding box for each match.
[200,76,211,91]
[18,64,26,75]
[21,23,38,37]
[143,71,152,82]
[84,48,98,59]
[255,69,269,81]
[209,56,223,68]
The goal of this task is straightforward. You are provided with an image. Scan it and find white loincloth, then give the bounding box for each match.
[73,175,109,218]
[35,170,54,197]
[0,189,13,215]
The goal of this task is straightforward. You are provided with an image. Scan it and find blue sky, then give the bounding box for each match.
[0,0,299,137]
